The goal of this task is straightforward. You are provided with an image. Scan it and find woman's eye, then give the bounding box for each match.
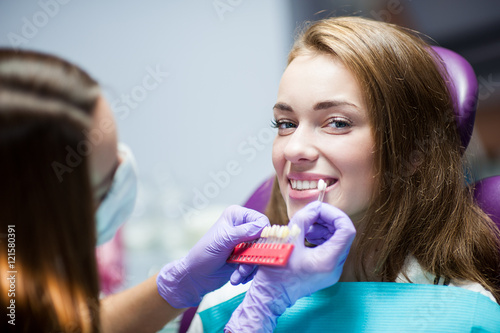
[279,122,296,129]
[326,118,352,132]
[271,119,296,134]
[271,119,296,129]
[328,119,351,129]
[330,120,349,128]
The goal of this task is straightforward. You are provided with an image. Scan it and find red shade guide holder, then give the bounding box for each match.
[227,242,295,267]
[227,225,300,267]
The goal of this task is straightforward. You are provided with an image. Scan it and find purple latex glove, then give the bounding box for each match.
[224,201,356,333]
[230,263,258,285]
[305,217,337,245]
[156,205,270,308]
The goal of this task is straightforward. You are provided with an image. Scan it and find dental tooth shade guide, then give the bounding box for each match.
[227,225,300,267]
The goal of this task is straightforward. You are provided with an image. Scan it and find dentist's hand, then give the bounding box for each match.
[157,206,270,308]
[224,202,356,333]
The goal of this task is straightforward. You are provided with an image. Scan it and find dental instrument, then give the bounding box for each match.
[317,179,327,202]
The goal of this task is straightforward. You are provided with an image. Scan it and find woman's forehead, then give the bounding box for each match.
[277,54,368,115]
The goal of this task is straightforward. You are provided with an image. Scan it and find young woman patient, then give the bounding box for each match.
[186,16,500,333]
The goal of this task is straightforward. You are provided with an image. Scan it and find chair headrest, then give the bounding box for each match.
[243,177,274,214]
[431,46,478,151]
[474,176,500,230]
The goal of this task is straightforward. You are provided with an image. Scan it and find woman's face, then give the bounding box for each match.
[272,54,376,222]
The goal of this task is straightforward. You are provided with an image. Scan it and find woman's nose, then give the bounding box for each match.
[283,127,319,164]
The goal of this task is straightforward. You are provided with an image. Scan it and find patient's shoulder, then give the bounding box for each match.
[396,256,497,303]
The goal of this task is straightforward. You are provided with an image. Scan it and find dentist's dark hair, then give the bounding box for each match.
[0,49,101,332]
[267,16,500,302]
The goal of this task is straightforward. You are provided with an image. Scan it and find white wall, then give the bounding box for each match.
[1,0,291,283]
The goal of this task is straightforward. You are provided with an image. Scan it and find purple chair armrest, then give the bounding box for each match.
[474,176,500,230]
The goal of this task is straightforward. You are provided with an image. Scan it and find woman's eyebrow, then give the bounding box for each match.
[273,100,360,112]
[273,102,293,112]
[313,100,359,111]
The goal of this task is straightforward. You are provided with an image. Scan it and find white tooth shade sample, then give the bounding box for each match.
[259,224,301,243]
[318,179,327,202]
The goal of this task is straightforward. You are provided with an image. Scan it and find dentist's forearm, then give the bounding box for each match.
[100,274,185,333]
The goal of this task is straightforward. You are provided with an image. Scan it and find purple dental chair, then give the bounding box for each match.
[432,46,500,233]
[178,46,500,332]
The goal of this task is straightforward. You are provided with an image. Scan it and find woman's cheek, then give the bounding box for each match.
[271,139,285,174]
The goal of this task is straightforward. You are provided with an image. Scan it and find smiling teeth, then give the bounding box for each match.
[291,179,322,190]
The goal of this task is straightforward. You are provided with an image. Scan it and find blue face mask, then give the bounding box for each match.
[96,143,138,246]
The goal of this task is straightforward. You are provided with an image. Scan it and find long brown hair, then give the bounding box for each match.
[0,49,102,332]
[266,16,500,302]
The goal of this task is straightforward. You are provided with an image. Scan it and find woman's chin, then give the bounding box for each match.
[286,203,304,220]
